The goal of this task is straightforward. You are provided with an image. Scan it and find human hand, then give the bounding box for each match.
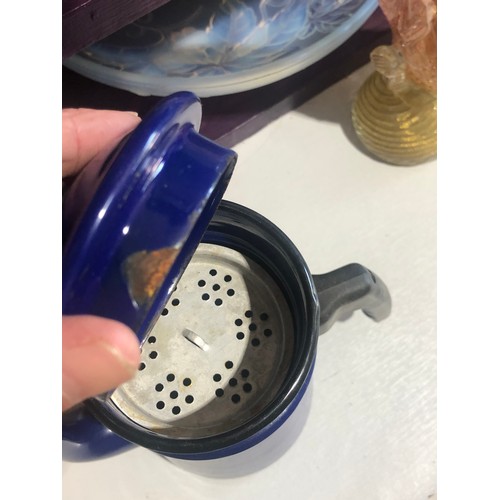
[62,108,142,412]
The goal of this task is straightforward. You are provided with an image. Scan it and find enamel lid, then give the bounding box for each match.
[62,92,237,342]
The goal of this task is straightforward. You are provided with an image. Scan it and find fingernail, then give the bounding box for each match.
[62,374,82,411]
[62,337,140,411]
[99,341,139,376]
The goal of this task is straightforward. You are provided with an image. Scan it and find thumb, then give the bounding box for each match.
[62,315,141,412]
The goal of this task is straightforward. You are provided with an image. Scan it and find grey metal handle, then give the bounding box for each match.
[313,263,391,335]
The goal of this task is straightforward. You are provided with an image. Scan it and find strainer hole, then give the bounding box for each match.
[183,378,192,387]
[172,298,180,306]
[166,373,175,382]
[149,351,158,359]
[264,328,273,337]
[215,389,224,397]
[224,275,232,282]
[172,406,181,415]
[155,383,164,392]
[202,293,210,301]
[198,280,206,287]
[212,284,220,291]
[161,308,168,316]
[227,289,235,296]
[241,369,250,378]
[235,319,243,326]
[215,298,223,306]
[260,313,269,321]
[170,391,178,399]
[249,323,257,331]
[251,338,260,347]
[243,383,253,393]
[209,269,217,276]
[236,332,245,340]
[245,310,253,318]
[229,378,238,387]
[156,401,165,410]
[139,363,146,371]
[147,336,156,344]
[185,395,194,404]
[231,394,241,404]
[225,361,234,369]
[213,373,222,382]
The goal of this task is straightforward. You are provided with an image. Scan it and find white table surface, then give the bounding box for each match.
[62,63,437,500]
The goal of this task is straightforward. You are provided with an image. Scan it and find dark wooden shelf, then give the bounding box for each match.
[62,0,172,59]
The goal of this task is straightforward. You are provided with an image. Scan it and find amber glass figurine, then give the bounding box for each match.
[352,0,437,166]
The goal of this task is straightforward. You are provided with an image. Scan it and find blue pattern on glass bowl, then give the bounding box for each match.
[64,0,377,97]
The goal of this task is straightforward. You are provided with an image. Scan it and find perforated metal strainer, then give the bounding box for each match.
[111,243,294,439]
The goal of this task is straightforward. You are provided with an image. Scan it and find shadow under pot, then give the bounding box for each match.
[62,91,391,472]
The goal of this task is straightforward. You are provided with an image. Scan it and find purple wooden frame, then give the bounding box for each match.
[62,0,172,59]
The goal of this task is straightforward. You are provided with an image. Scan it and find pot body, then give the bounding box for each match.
[74,200,321,460]
[63,201,391,468]
[62,93,392,472]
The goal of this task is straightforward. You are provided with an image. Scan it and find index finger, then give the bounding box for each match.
[62,108,141,177]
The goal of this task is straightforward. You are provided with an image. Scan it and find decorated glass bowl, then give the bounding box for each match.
[64,0,378,97]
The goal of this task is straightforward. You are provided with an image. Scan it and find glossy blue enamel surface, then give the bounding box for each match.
[62,92,237,341]
[62,406,134,461]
